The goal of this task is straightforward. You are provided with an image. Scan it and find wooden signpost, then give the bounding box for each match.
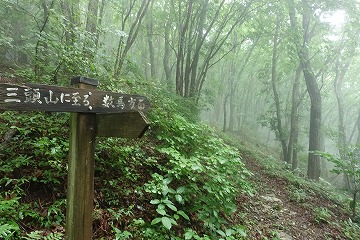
[0,76,151,239]
[0,78,150,114]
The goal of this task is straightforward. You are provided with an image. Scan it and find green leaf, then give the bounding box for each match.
[156,208,166,216]
[225,228,233,236]
[151,217,162,225]
[166,203,177,211]
[161,216,172,230]
[176,186,185,194]
[150,199,160,205]
[162,199,173,205]
[163,177,172,185]
[185,230,195,239]
[236,227,247,237]
[177,210,190,220]
[175,194,183,204]
[162,185,170,195]
[158,203,165,209]
[217,229,226,237]
[0,223,18,238]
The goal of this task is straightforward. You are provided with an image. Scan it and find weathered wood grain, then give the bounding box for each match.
[66,81,97,240]
[96,111,149,138]
[0,82,150,113]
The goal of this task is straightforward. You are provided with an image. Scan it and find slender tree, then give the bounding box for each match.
[287,66,303,170]
[173,0,254,102]
[60,0,80,44]
[271,14,288,161]
[113,0,151,77]
[288,0,322,180]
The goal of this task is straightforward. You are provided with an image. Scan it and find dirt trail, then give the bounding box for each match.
[234,152,350,240]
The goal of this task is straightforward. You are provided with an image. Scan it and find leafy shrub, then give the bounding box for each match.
[288,187,308,203]
[144,108,252,237]
[318,147,360,218]
[0,197,20,239]
[0,223,19,240]
[23,230,64,240]
[342,219,360,240]
[313,207,332,224]
[0,112,69,237]
[148,176,189,230]
[0,76,253,239]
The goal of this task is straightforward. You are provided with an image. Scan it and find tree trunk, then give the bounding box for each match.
[223,93,230,132]
[86,0,99,35]
[228,38,258,131]
[271,15,288,162]
[239,80,252,132]
[34,0,55,81]
[288,66,301,169]
[60,0,80,43]
[357,109,360,145]
[228,61,236,131]
[333,58,352,187]
[304,75,322,180]
[188,0,208,98]
[95,0,106,51]
[163,21,172,89]
[174,0,249,101]
[334,59,351,153]
[85,0,99,59]
[146,21,156,79]
[114,0,151,77]
[288,0,322,180]
[228,87,236,131]
[175,1,192,96]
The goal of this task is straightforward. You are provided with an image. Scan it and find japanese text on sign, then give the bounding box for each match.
[5,87,146,111]
[0,83,149,113]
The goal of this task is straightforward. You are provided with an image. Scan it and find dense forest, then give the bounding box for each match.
[1,0,360,239]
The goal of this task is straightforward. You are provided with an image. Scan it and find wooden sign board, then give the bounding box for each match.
[96,111,149,138]
[0,77,151,239]
[0,83,150,113]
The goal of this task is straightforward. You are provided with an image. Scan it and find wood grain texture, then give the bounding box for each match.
[0,83,150,113]
[96,111,149,138]
[66,82,97,240]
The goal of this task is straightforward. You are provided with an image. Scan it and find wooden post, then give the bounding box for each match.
[0,77,150,238]
[66,77,99,240]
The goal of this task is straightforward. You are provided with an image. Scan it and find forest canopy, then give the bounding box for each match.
[1,0,360,238]
[1,0,359,178]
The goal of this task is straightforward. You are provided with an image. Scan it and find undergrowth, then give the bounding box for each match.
[216,130,360,239]
[0,80,252,239]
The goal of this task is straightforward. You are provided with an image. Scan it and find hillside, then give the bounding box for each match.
[236,150,354,239]
[1,0,360,239]
[0,80,252,239]
[0,72,358,240]
[1,106,359,239]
